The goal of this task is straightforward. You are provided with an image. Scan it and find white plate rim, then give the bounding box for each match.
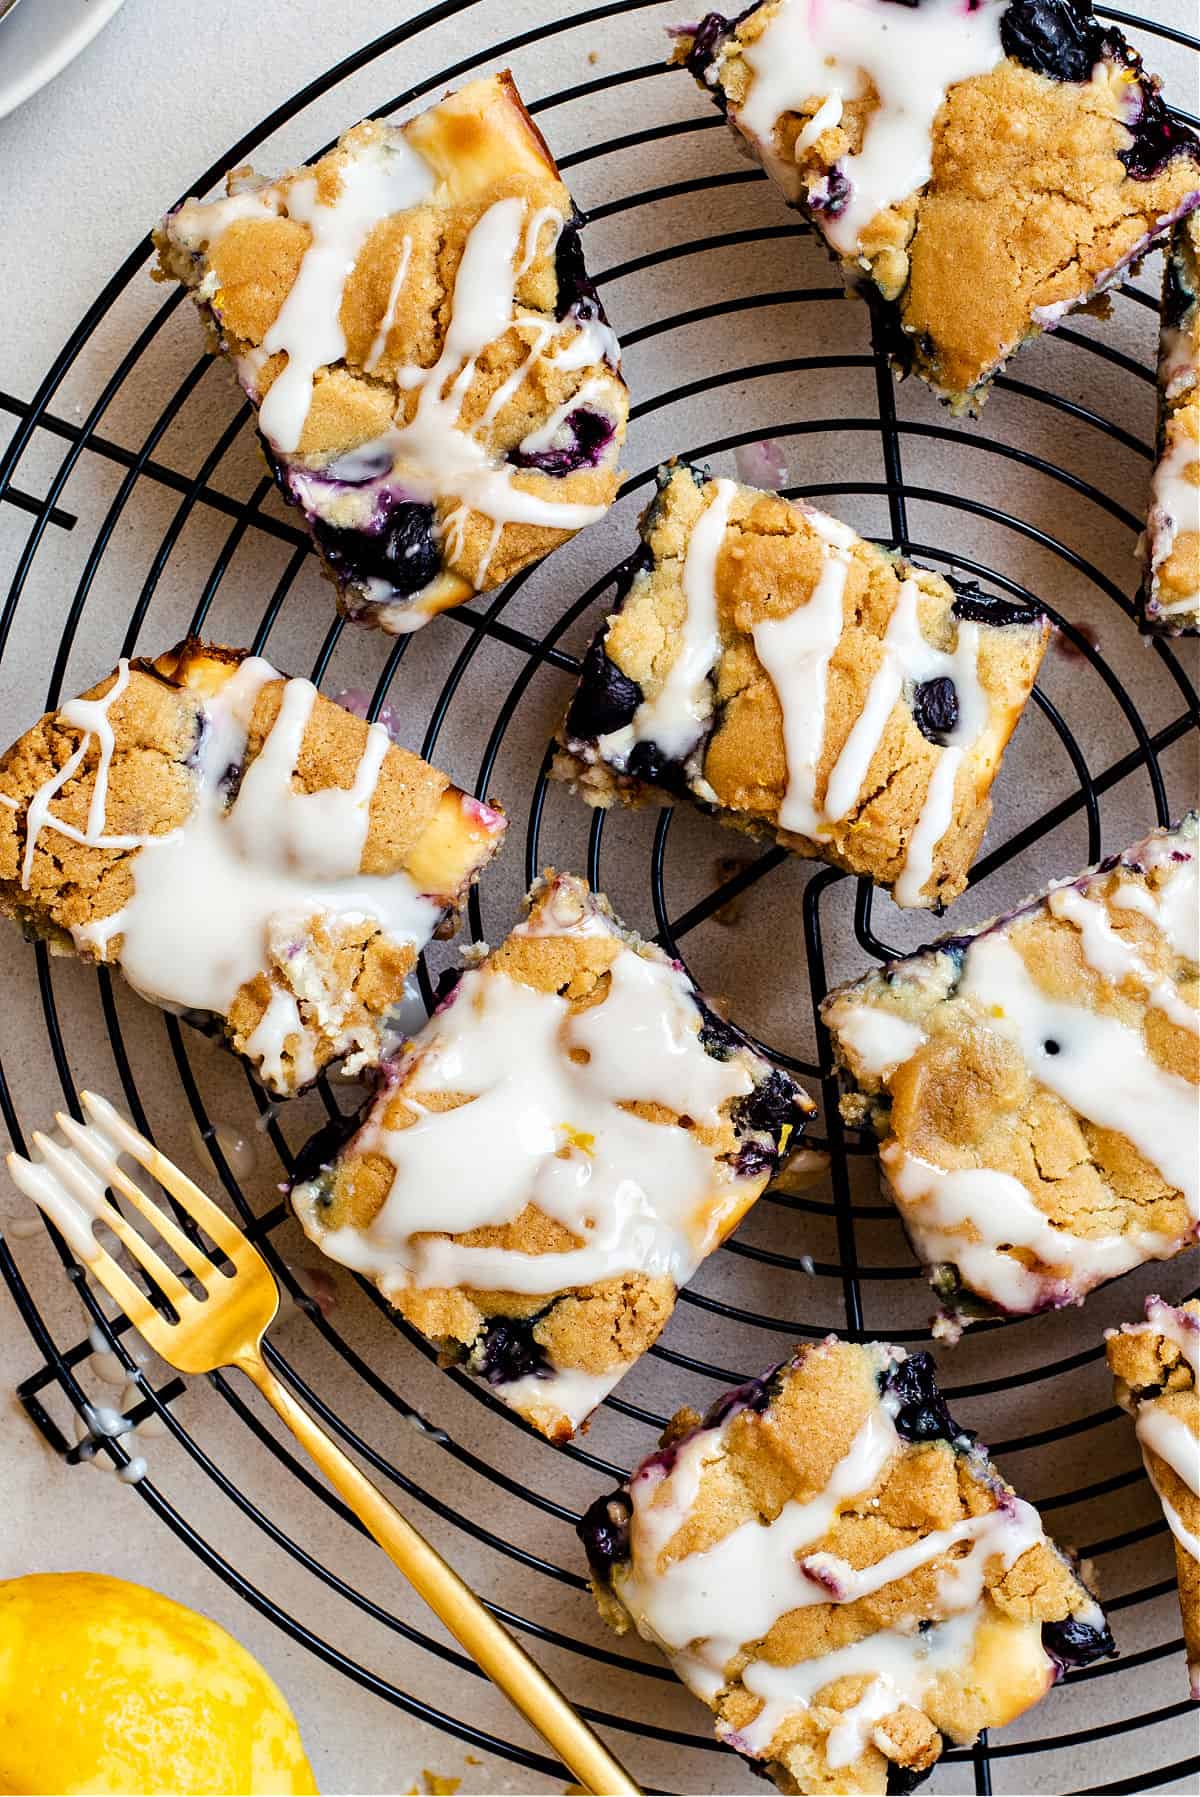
[0,0,127,122]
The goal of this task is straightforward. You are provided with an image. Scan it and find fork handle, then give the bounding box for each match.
[235,1349,640,1796]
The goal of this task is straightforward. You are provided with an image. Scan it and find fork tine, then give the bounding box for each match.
[30,1132,192,1310]
[6,1149,169,1341]
[57,1111,218,1284]
[80,1091,260,1264]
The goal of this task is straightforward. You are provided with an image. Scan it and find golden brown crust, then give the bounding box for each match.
[1107,1300,1200,1677]
[293,871,806,1437]
[558,467,1047,908]
[682,3,1200,407]
[822,820,1199,1310]
[0,641,505,1092]
[155,75,628,622]
[600,1338,1102,1794]
[1146,213,1200,631]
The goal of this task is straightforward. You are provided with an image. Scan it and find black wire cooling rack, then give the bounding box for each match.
[1,3,1199,1792]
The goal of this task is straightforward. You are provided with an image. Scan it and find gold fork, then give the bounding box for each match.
[7,1090,640,1797]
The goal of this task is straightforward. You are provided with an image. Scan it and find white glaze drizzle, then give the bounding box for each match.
[958,933,1198,1210]
[516,204,564,275]
[18,658,444,1089]
[752,556,988,904]
[894,747,963,907]
[607,478,739,763]
[752,540,852,838]
[1148,420,1200,610]
[615,1350,1056,1774]
[876,896,1199,1310]
[1137,1408,1200,1497]
[1145,1296,1200,1377]
[500,1363,624,1433]
[1118,1297,1200,1569]
[311,927,755,1301]
[828,1001,926,1078]
[1160,1494,1200,1563]
[882,1146,1173,1312]
[1048,881,1199,1035]
[314,195,611,628]
[255,136,435,452]
[363,232,414,373]
[176,134,622,623]
[734,1611,982,1763]
[1111,880,1166,921]
[597,481,995,908]
[20,661,146,884]
[1140,835,1200,963]
[733,0,1007,256]
[618,1403,901,1672]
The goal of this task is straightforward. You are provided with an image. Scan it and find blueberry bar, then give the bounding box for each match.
[579,1335,1113,1795]
[1143,213,1200,635]
[291,870,812,1440]
[555,464,1048,909]
[0,642,506,1094]
[674,1,1200,412]
[1107,1297,1200,1698]
[822,816,1199,1317]
[154,73,627,633]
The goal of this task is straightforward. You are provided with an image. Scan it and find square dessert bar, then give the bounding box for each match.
[0,641,506,1095]
[822,816,1199,1317]
[579,1335,1114,1795]
[1143,213,1200,634]
[291,870,812,1441]
[556,464,1048,909]
[155,73,627,633]
[1107,1296,1200,1697]
[675,1,1200,411]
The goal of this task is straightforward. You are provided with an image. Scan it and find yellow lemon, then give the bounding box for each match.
[0,1572,318,1795]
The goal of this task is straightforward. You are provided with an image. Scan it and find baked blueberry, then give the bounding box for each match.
[733,1067,799,1141]
[912,676,959,745]
[474,1313,551,1386]
[564,637,644,742]
[626,737,692,795]
[809,166,851,219]
[950,581,1043,628]
[312,503,441,599]
[577,1489,633,1580]
[999,0,1107,83]
[1041,1615,1117,1673]
[509,408,616,477]
[733,1139,777,1179]
[882,1351,973,1446]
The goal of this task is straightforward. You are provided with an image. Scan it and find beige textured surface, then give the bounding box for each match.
[0,3,1197,1794]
